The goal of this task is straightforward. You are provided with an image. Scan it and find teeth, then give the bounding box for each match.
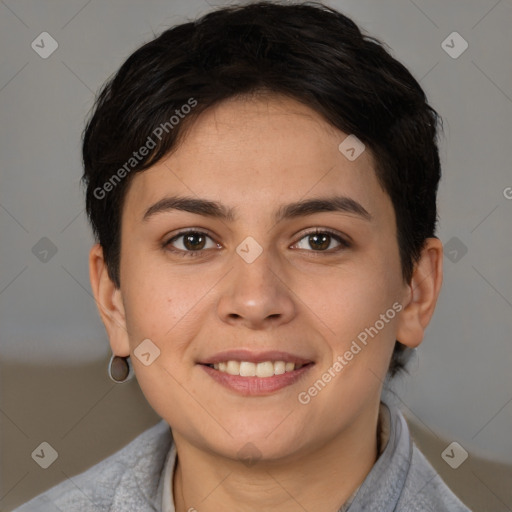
[256,361,275,377]
[240,361,256,377]
[210,360,305,377]
[274,361,286,375]
[227,360,240,375]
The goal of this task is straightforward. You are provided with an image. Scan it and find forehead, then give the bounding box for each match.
[122,94,393,229]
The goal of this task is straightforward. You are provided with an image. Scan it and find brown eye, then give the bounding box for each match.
[307,233,331,250]
[182,232,207,250]
[164,230,218,257]
[294,230,349,252]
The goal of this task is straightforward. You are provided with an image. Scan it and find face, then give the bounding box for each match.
[107,95,411,462]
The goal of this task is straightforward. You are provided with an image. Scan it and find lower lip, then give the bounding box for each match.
[199,364,314,396]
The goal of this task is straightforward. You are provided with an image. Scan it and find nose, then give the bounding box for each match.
[216,245,296,330]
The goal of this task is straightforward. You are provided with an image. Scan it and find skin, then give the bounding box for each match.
[89,94,443,512]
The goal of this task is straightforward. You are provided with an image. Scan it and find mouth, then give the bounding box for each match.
[197,350,315,395]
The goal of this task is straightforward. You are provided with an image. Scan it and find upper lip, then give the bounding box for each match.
[198,349,314,366]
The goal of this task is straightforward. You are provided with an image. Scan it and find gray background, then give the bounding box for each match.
[1,0,511,510]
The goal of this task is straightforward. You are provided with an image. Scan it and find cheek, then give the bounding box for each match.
[298,262,401,381]
[120,264,219,370]
[299,263,393,333]
[120,258,190,337]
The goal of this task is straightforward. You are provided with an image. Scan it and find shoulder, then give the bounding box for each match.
[12,419,173,512]
[397,441,473,512]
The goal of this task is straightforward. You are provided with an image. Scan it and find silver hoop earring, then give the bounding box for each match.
[107,353,134,383]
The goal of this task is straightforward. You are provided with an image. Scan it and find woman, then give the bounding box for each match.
[13,2,471,510]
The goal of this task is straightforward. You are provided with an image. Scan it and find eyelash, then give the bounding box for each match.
[163,228,351,258]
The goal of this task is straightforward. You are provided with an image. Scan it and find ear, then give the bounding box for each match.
[89,243,131,357]
[395,237,443,348]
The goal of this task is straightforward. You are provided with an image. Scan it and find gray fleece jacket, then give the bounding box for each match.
[12,398,473,512]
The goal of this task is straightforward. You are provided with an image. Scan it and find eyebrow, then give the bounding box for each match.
[142,195,372,224]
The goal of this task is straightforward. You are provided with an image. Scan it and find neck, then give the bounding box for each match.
[172,402,381,512]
